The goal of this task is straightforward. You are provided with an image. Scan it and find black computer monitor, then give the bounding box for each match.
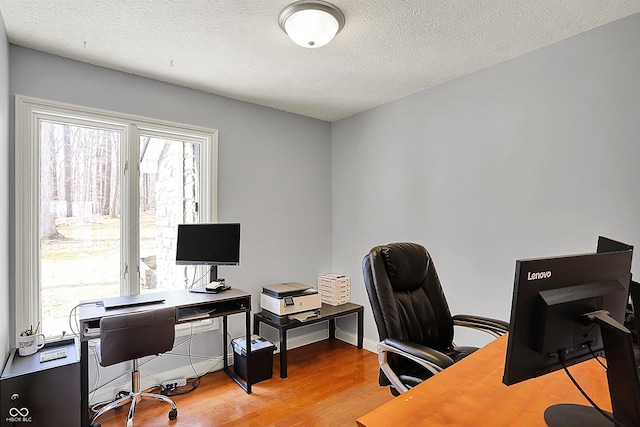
[502,237,639,426]
[175,223,240,281]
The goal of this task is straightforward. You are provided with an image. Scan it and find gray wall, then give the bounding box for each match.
[332,13,640,347]
[8,46,333,347]
[0,11,9,360]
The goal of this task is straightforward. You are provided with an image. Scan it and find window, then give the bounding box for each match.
[15,96,217,338]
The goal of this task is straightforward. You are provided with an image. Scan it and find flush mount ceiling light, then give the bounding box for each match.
[279,0,345,48]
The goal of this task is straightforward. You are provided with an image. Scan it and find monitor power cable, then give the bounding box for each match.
[586,342,608,370]
[558,350,628,427]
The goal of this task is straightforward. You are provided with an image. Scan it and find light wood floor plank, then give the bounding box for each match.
[93,339,393,426]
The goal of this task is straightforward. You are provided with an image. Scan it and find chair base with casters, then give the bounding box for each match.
[90,306,179,427]
[363,242,509,395]
[90,359,177,427]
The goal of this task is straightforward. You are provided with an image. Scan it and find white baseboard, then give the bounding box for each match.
[335,327,378,353]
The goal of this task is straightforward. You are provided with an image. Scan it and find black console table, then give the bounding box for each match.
[253,302,363,378]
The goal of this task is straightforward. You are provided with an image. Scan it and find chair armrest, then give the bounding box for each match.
[384,338,456,368]
[377,338,455,394]
[452,314,509,338]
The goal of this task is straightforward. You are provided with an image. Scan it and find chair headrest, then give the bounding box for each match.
[380,242,430,291]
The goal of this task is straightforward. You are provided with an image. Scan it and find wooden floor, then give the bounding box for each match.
[93,339,393,427]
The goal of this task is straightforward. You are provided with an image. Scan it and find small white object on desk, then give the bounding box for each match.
[39,347,67,363]
[206,281,225,291]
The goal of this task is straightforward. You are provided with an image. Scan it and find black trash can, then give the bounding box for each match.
[232,335,275,385]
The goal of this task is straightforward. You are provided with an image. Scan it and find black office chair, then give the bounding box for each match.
[362,242,509,395]
[91,306,178,427]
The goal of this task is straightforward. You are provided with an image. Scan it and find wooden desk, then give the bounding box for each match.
[356,335,611,426]
[253,302,364,378]
[78,288,252,427]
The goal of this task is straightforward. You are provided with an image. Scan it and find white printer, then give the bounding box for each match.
[260,282,322,316]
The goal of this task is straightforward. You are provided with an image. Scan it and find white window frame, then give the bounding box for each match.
[15,95,218,336]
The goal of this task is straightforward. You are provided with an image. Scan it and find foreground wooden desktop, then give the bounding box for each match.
[356,335,611,426]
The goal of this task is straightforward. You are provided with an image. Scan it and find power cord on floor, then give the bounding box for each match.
[160,376,202,396]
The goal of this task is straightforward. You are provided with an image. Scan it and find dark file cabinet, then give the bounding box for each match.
[0,339,80,427]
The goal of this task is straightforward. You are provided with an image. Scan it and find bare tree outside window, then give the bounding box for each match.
[39,122,201,336]
[40,122,122,336]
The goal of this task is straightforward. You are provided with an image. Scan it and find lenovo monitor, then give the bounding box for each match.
[503,238,638,426]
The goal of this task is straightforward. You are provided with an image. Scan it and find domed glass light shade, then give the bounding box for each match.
[279,1,345,48]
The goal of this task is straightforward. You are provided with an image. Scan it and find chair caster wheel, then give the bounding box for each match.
[169,408,178,420]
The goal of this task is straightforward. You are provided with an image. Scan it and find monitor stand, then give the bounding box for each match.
[545,310,640,427]
[545,404,613,427]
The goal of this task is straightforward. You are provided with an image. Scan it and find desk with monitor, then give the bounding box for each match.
[78,288,251,427]
[356,335,611,427]
[359,237,638,427]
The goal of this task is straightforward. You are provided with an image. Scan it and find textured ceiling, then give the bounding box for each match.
[1,1,640,122]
